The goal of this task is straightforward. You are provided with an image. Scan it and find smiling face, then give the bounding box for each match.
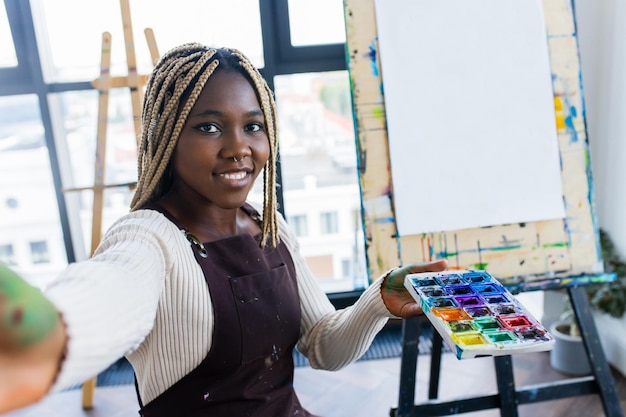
[132,44,280,247]
[168,69,270,211]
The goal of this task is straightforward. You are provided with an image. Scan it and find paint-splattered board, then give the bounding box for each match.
[343,0,613,288]
[405,270,555,359]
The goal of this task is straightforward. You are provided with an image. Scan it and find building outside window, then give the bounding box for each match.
[320,211,339,235]
[287,214,308,238]
[29,240,50,264]
[0,243,16,265]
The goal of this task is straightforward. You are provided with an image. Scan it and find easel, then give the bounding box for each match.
[341,0,624,416]
[62,0,159,409]
[391,279,625,417]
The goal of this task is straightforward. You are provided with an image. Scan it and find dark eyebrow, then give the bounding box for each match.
[188,109,222,118]
[247,110,264,118]
[188,109,264,119]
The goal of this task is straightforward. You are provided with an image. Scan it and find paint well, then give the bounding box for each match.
[452,332,490,347]
[432,307,473,321]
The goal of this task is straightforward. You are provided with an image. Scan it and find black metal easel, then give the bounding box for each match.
[391,285,624,417]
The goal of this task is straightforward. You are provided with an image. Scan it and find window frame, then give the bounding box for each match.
[1,0,365,304]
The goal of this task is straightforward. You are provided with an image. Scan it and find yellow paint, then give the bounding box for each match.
[554,96,566,129]
[556,114,566,129]
[452,332,489,346]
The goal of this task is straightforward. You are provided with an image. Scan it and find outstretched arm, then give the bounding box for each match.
[0,263,67,414]
[381,259,448,318]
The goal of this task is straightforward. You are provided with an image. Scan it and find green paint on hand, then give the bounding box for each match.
[0,263,59,347]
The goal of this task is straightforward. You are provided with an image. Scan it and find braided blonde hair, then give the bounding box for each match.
[130,43,280,248]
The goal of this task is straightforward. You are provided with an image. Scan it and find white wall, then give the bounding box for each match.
[575,0,626,257]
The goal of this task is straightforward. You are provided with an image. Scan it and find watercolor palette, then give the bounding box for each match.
[404,270,554,359]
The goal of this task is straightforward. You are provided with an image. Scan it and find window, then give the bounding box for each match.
[33,0,264,82]
[53,89,137,256]
[2,0,367,296]
[0,243,16,265]
[288,214,308,237]
[320,211,338,235]
[0,95,67,283]
[0,4,17,68]
[274,70,366,291]
[287,0,346,46]
[341,258,351,278]
[29,240,50,264]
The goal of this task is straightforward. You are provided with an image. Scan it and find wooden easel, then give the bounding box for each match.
[62,0,159,409]
[341,0,624,415]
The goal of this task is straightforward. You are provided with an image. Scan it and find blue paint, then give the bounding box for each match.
[455,345,463,360]
[546,33,576,39]
[372,216,395,224]
[367,41,378,77]
[562,98,579,143]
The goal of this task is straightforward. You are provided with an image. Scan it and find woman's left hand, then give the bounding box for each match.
[381,260,448,318]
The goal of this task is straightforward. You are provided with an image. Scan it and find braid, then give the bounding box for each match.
[230,49,280,248]
[130,43,280,248]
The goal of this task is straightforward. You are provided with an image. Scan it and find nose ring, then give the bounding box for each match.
[233,156,245,162]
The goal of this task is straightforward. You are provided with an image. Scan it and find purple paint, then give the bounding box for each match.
[455,296,483,307]
[445,284,475,296]
[483,294,510,304]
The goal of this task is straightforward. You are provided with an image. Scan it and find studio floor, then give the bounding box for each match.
[3,350,625,417]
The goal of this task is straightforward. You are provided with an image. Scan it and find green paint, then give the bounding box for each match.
[371,106,384,120]
[542,242,569,249]
[490,245,522,252]
[0,263,59,347]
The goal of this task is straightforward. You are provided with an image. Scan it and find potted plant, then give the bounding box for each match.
[549,228,626,375]
[549,308,591,375]
[587,229,626,318]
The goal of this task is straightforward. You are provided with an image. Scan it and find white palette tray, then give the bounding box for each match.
[404,270,555,359]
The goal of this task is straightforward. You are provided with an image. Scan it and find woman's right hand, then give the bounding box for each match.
[0,263,66,414]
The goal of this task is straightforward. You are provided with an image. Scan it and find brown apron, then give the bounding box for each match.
[138,204,318,417]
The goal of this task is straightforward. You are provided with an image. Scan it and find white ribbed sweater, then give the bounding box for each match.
[45,206,395,404]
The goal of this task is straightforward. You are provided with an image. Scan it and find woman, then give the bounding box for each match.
[0,43,447,416]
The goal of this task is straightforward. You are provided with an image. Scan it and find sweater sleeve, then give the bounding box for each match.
[276,212,396,371]
[44,210,176,392]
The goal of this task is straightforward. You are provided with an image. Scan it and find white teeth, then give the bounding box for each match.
[221,172,247,180]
